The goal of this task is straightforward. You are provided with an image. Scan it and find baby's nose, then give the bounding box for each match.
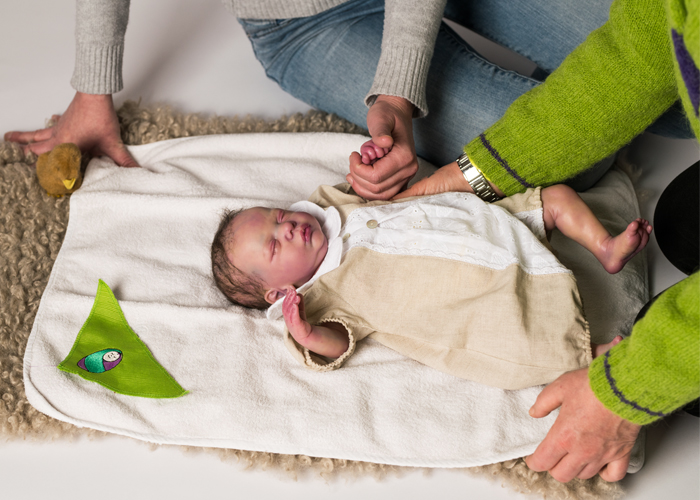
[283,220,297,239]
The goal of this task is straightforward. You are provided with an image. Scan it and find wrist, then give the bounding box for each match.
[75,91,113,101]
[374,94,415,116]
[445,161,473,192]
[456,153,504,200]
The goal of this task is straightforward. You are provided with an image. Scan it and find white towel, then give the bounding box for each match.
[24,133,647,468]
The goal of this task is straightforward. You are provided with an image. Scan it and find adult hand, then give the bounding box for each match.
[394,161,506,201]
[4,91,139,168]
[525,368,642,483]
[392,161,469,200]
[347,95,417,200]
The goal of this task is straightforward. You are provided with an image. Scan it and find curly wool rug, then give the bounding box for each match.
[0,101,622,499]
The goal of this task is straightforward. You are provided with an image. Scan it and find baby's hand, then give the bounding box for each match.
[282,287,313,343]
[359,139,391,165]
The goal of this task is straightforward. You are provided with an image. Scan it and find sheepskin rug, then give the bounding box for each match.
[0,101,622,499]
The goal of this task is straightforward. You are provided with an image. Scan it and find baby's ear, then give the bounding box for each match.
[264,288,286,305]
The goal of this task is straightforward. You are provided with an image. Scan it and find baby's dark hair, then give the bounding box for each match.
[211,208,269,309]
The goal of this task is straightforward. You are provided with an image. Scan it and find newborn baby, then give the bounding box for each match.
[210,143,650,389]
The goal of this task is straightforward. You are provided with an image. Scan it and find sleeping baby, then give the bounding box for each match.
[210,142,651,390]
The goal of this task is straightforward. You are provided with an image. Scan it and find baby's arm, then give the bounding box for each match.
[360,139,392,165]
[282,287,350,359]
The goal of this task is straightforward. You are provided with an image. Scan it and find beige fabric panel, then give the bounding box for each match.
[303,247,591,390]
[289,183,587,389]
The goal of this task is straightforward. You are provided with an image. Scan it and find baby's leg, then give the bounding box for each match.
[541,184,652,274]
[360,139,391,165]
[592,335,623,358]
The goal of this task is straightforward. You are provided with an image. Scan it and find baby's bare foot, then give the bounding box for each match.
[600,218,652,274]
[593,335,623,358]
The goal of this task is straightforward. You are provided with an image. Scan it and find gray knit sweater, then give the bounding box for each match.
[72,0,446,117]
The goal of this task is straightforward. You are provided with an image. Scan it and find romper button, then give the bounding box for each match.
[366,219,378,229]
[342,233,351,242]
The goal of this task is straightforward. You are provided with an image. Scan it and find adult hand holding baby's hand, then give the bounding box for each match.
[347,95,418,200]
[4,91,139,168]
[282,287,313,344]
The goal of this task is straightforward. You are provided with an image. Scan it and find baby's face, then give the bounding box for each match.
[227,207,328,299]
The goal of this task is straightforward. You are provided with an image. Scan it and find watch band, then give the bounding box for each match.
[456,153,501,202]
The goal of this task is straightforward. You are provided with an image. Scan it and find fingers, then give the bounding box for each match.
[4,126,54,145]
[360,140,391,165]
[546,454,589,483]
[598,457,630,482]
[347,167,413,200]
[525,436,568,473]
[366,95,414,150]
[100,142,140,168]
[282,288,300,323]
[5,126,61,156]
[529,381,564,419]
[347,152,417,200]
[366,115,395,150]
[578,461,607,480]
[24,139,57,157]
[392,177,429,200]
[297,290,307,320]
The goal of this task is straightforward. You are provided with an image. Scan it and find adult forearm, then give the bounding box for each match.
[465,0,678,195]
[589,272,700,425]
[365,0,447,118]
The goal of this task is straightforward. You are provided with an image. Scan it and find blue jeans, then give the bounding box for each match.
[239,0,692,190]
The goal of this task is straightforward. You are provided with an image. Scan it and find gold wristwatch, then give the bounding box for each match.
[456,153,501,202]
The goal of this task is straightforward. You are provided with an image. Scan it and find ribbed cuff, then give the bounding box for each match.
[302,318,356,372]
[465,135,534,196]
[589,341,672,426]
[365,45,432,118]
[71,43,124,95]
[228,0,344,19]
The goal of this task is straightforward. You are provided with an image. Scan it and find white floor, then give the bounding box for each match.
[1,1,698,499]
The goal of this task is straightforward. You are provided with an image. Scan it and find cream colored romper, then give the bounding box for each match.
[275,184,591,390]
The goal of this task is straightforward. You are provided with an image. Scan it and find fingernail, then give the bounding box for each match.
[529,407,535,416]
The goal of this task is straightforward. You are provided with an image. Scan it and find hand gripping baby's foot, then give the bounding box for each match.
[360,140,391,165]
[602,218,652,274]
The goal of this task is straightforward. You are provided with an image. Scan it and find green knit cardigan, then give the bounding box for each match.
[465,0,699,425]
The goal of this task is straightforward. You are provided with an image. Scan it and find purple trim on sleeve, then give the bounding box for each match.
[603,351,670,418]
[479,134,534,189]
[672,30,700,115]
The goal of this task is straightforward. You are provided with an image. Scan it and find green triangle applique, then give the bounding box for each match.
[58,280,188,399]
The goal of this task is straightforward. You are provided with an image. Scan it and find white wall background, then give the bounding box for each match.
[1,1,698,499]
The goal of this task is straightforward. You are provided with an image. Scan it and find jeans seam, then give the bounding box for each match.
[239,18,295,40]
[461,24,545,72]
[440,24,540,87]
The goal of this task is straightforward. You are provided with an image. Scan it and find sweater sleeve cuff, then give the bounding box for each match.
[71,43,124,95]
[590,273,700,425]
[465,136,534,196]
[365,45,432,118]
[588,344,671,426]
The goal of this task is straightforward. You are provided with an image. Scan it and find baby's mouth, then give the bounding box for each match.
[298,224,311,243]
